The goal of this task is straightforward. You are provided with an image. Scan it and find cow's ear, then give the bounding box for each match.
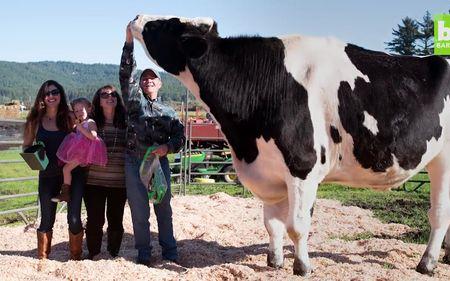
[180,35,208,59]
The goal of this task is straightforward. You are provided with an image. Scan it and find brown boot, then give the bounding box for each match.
[69,229,84,260]
[37,230,52,259]
[51,184,71,203]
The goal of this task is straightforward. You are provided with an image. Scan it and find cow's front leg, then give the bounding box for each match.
[417,155,450,275]
[286,177,318,276]
[263,199,288,268]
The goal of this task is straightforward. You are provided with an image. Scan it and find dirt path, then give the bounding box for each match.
[0,193,449,280]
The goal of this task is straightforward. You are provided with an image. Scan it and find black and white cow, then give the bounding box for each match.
[130,15,450,276]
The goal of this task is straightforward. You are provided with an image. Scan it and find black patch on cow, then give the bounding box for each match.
[185,36,317,179]
[339,44,450,172]
[339,154,342,161]
[141,18,218,75]
[329,125,342,143]
[320,146,326,164]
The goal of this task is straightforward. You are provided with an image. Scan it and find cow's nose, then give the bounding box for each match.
[133,15,139,21]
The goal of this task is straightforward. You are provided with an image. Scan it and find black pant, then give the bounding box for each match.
[38,167,86,234]
[84,185,127,255]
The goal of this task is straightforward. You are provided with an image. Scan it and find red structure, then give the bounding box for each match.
[185,118,227,149]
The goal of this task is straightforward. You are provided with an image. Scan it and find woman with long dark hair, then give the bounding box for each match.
[23,80,87,260]
[84,85,128,259]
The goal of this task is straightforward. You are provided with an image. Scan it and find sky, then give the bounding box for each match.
[0,0,448,71]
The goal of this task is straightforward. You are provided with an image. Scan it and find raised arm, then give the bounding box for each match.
[119,22,140,111]
[76,119,98,140]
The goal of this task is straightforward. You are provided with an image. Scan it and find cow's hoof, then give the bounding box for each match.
[416,258,437,276]
[443,254,450,265]
[267,253,284,268]
[293,257,312,276]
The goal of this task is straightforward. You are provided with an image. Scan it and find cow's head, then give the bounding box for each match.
[130,15,218,75]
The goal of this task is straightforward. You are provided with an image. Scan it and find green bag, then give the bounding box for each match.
[139,145,168,204]
[20,141,49,170]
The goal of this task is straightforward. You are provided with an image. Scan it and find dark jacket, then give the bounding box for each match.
[119,43,185,157]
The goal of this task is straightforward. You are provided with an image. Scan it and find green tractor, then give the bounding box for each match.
[172,151,238,184]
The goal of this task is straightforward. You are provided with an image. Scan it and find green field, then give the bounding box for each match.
[0,149,431,244]
[0,149,39,225]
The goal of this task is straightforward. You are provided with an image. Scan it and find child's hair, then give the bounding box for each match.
[71,97,93,112]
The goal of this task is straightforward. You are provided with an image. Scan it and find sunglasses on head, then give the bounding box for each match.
[45,89,60,97]
[100,91,117,99]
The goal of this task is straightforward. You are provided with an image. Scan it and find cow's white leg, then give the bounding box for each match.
[263,199,288,268]
[285,176,318,276]
[417,153,450,275]
[444,227,450,264]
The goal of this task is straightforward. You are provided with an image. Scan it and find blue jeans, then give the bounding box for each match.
[38,167,86,234]
[125,153,177,261]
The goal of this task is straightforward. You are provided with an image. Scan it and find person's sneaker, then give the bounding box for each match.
[136,257,155,266]
[137,249,152,266]
[163,257,180,265]
[136,257,152,266]
[86,253,99,261]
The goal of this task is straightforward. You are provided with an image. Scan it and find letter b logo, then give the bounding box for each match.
[434,14,450,55]
[438,21,450,41]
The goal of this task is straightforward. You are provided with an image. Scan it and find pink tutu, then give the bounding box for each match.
[57,132,107,167]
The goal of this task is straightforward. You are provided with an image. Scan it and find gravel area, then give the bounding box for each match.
[0,192,449,280]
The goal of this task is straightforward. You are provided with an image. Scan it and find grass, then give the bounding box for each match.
[0,149,39,225]
[177,183,252,198]
[318,184,430,244]
[0,162,38,178]
[329,231,375,241]
[0,149,432,245]
[0,149,26,161]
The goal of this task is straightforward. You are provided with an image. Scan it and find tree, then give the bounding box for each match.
[385,17,419,55]
[417,11,434,55]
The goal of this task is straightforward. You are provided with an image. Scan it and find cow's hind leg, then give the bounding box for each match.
[286,177,318,276]
[416,153,450,275]
[263,199,288,268]
[444,227,450,264]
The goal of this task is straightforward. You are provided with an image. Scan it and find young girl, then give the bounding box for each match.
[53,98,107,202]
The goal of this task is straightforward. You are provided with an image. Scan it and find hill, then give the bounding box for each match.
[0,61,189,106]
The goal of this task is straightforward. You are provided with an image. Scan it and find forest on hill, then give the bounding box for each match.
[0,60,190,107]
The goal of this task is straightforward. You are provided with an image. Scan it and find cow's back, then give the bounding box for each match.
[324,45,450,188]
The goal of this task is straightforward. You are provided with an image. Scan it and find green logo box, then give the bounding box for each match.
[434,14,450,55]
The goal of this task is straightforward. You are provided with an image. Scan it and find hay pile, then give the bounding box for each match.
[0,193,449,280]
[0,100,22,119]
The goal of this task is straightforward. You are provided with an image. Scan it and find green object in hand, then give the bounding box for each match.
[20,141,49,170]
[139,145,168,204]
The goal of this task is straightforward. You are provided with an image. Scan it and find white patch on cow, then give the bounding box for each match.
[413,96,450,171]
[362,111,379,135]
[177,67,210,110]
[231,138,289,204]
[414,96,450,170]
[280,36,369,92]
[280,35,373,185]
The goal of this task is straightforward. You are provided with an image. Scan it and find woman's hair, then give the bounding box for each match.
[92,85,127,129]
[24,80,71,136]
